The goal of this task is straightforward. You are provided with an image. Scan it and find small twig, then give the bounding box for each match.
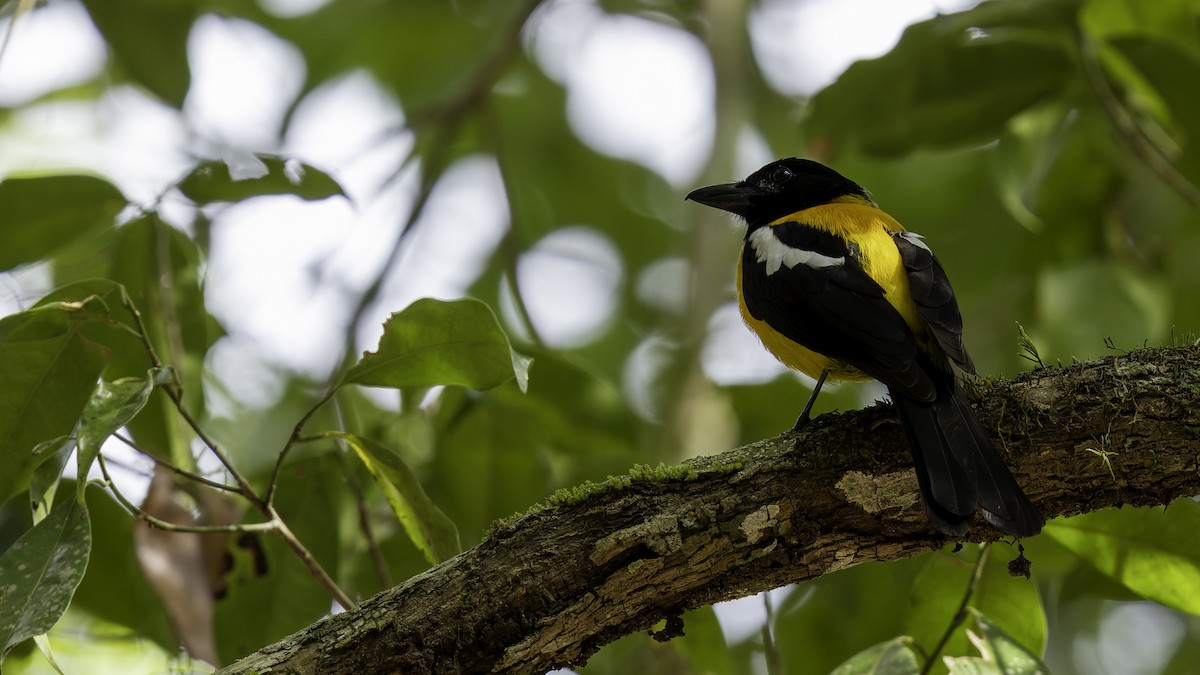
[269,505,357,610]
[122,285,354,607]
[114,431,241,495]
[121,286,264,503]
[1076,28,1200,211]
[920,543,991,675]
[267,388,337,507]
[335,0,544,367]
[97,454,277,535]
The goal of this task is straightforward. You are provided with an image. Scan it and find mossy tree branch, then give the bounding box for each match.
[220,345,1200,675]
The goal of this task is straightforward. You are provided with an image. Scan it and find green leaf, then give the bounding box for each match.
[75,374,157,501]
[0,175,126,271]
[944,610,1049,674]
[1043,501,1200,614]
[343,298,529,392]
[70,484,175,649]
[0,306,110,505]
[805,8,1073,155]
[830,636,921,675]
[177,155,346,204]
[79,0,194,107]
[906,546,1045,672]
[1109,36,1200,186]
[330,432,460,565]
[429,398,549,545]
[0,497,91,662]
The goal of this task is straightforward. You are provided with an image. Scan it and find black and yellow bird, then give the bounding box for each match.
[687,158,1043,538]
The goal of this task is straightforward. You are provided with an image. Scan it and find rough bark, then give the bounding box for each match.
[219,345,1200,675]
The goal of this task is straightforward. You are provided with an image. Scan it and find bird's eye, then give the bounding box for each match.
[770,167,793,184]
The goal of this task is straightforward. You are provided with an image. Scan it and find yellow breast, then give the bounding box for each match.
[736,202,925,381]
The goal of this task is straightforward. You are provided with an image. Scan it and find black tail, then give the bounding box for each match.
[890,379,1043,538]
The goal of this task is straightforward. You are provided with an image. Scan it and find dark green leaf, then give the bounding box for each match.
[0,306,110,505]
[830,636,921,675]
[0,497,91,661]
[75,374,157,502]
[806,14,1073,155]
[1082,0,1200,56]
[1109,36,1200,186]
[0,175,125,271]
[343,297,529,392]
[177,155,346,204]
[429,399,549,545]
[79,0,194,106]
[70,484,175,649]
[1044,501,1200,614]
[331,432,460,565]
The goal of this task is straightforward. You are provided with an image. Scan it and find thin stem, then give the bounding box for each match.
[118,221,356,609]
[919,543,991,675]
[269,505,357,610]
[171,397,264,509]
[123,286,262,503]
[97,454,278,535]
[1077,28,1200,211]
[114,432,242,495]
[335,0,544,369]
[267,388,337,507]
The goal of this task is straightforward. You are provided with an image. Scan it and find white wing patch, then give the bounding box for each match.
[896,231,931,252]
[748,226,845,276]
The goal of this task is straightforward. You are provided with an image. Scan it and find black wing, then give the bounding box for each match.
[740,222,936,402]
[892,231,975,374]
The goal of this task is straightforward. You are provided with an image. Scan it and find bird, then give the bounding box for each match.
[686,158,1043,538]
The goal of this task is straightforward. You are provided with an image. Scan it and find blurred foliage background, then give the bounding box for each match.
[2,0,1200,673]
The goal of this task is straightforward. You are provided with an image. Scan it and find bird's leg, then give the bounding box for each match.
[791,369,830,432]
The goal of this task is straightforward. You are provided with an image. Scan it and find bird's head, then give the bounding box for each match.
[686,158,873,226]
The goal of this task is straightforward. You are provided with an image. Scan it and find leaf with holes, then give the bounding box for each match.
[177,155,345,204]
[75,373,157,501]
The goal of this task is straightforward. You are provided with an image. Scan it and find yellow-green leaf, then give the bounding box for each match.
[331,432,460,565]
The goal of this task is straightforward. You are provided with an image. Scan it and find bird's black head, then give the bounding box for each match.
[686,158,872,226]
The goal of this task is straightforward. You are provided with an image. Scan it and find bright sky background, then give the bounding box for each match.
[0,0,1000,662]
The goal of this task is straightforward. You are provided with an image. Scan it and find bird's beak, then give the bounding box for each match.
[686,183,755,219]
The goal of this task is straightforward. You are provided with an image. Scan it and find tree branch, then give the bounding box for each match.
[220,345,1200,675]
